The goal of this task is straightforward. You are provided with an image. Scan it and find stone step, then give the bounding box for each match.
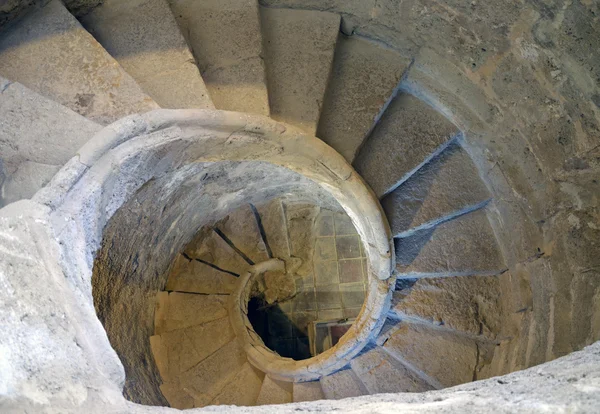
[165,253,239,294]
[256,199,291,260]
[316,35,410,162]
[154,291,229,334]
[353,93,460,198]
[210,362,264,406]
[350,346,433,394]
[383,322,479,388]
[395,208,506,277]
[80,0,213,109]
[391,275,504,340]
[0,0,158,125]
[260,7,340,135]
[381,141,491,237]
[0,76,102,205]
[178,339,247,407]
[168,0,269,115]
[292,381,325,402]
[214,204,270,265]
[320,368,368,400]
[184,227,251,275]
[255,375,293,405]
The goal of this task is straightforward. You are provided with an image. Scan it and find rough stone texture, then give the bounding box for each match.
[184,229,251,275]
[0,0,158,125]
[215,204,270,265]
[384,323,479,388]
[395,209,506,276]
[256,199,290,260]
[80,0,213,110]
[292,381,324,402]
[0,76,101,191]
[168,0,269,115]
[211,363,264,406]
[285,203,319,277]
[320,368,368,400]
[255,375,293,405]
[154,292,228,334]
[260,7,339,134]
[391,275,504,340]
[354,93,460,198]
[382,141,491,236]
[316,35,410,162]
[165,254,238,294]
[0,0,49,33]
[0,161,60,206]
[350,347,433,394]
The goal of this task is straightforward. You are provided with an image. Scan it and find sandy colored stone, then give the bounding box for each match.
[80,0,213,109]
[320,368,368,400]
[256,199,290,260]
[256,375,293,405]
[211,363,264,406]
[185,317,235,363]
[185,228,250,275]
[382,141,491,236]
[285,203,319,276]
[263,270,296,304]
[161,328,203,378]
[168,0,269,115]
[395,209,506,275]
[165,256,238,294]
[354,93,459,198]
[158,292,228,333]
[317,35,410,162]
[159,382,194,409]
[261,7,340,134]
[0,0,158,125]
[293,381,324,402]
[384,323,478,388]
[215,204,269,264]
[391,275,503,339]
[350,347,433,393]
[149,335,169,381]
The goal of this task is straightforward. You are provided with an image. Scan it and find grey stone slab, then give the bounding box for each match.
[314,237,337,261]
[0,77,102,175]
[285,203,319,277]
[382,141,491,236]
[384,323,478,388]
[184,228,250,275]
[211,362,264,406]
[81,0,213,109]
[316,35,410,162]
[339,282,366,308]
[168,0,269,115]
[320,368,368,400]
[354,93,459,198]
[256,375,293,405]
[395,209,506,276]
[335,235,361,259]
[293,381,324,402]
[256,199,290,260]
[391,275,503,339]
[216,204,270,265]
[0,0,158,125]
[350,347,432,394]
[260,7,339,134]
[165,254,238,294]
[0,161,60,206]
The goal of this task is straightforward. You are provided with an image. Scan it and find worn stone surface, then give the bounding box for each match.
[154,292,228,334]
[0,76,101,178]
[292,381,324,402]
[256,199,290,260]
[168,0,269,115]
[0,0,158,125]
[384,323,478,388]
[261,7,339,134]
[316,35,410,162]
[255,375,293,405]
[165,254,238,294]
[211,363,264,406]
[395,209,506,276]
[354,93,459,198]
[81,0,213,109]
[382,141,491,236]
[215,204,269,265]
[0,161,60,207]
[285,203,319,277]
[392,275,503,340]
[320,368,368,400]
[184,229,250,275]
[350,347,433,394]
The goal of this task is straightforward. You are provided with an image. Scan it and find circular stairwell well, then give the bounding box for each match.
[0,0,599,413]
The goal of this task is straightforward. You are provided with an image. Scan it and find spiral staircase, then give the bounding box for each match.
[1,0,599,412]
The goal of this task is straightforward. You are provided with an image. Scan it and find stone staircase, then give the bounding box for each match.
[0,0,508,409]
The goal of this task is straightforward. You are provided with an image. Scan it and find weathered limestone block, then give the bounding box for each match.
[256,199,290,260]
[165,254,238,294]
[256,375,293,405]
[215,204,269,264]
[184,228,250,275]
[154,292,228,334]
[320,368,368,400]
[292,381,324,402]
[211,363,264,406]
